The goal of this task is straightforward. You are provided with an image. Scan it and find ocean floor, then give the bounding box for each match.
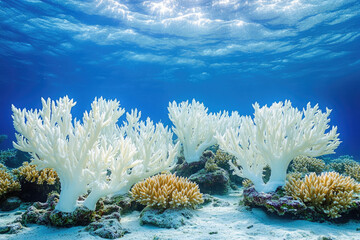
[1,189,359,240]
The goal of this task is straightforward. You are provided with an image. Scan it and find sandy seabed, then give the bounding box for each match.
[1,190,359,240]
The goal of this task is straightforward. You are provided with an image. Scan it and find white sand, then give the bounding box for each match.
[1,190,359,240]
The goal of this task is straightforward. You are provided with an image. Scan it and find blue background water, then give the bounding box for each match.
[0,0,359,158]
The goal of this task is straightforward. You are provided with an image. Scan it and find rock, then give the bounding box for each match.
[0,222,23,234]
[172,150,214,178]
[108,194,145,215]
[242,186,333,222]
[86,214,129,239]
[243,186,307,217]
[0,197,22,211]
[21,192,94,227]
[243,186,360,222]
[189,168,230,195]
[95,194,144,216]
[0,226,10,234]
[140,207,194,229]
[49,206,94,227]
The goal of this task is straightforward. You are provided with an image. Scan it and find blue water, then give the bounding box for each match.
[0,0,359,158]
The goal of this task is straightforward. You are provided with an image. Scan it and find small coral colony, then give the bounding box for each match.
[1,96,360,233]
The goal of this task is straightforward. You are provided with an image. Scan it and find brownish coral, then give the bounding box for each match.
[284,172,360,218]
[0,164,20,199]
[131,173,203,209]
[204,158,219,172]
[345,163,360,182]
[242,179,253,188]
[213,150,234,169]
[288,156,326,174]
[13,162,58,185]
[329,157,358,174]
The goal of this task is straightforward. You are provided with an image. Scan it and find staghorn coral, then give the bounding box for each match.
[284,172,360,218]
[13,162,58,185]
[131,173,203,209]
[288,156,326,174]
[0,164,20,199]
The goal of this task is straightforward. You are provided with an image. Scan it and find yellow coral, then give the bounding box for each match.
[285,172,360,218]
[0,164,20,198]
[131,173,203,209]
[289,156,326,174]
[13,162,58,185]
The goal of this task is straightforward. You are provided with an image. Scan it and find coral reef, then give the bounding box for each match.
[288,156,326,175]
[131,173,203,209]
[284,172,360,218]
[0,164,20,200]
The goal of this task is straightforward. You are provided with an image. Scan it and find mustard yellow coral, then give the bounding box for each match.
[131,173,203,209]
[13,162,58,185]
[284,172,360,218]
[0,164,20,198]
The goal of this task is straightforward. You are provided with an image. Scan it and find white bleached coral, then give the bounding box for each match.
[12,96,124,212]
[12,96,179,212]
[168,99,240,163]
[83,109,179,210]
[216,100,340,193]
